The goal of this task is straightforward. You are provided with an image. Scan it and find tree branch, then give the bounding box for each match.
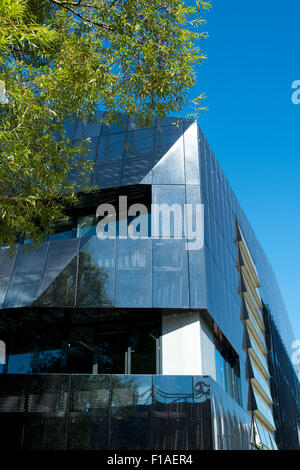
[49,0,111,29]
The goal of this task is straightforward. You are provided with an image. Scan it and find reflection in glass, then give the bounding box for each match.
[77,215,98,238]
[67,375,109,450]
[38,257,77,307]
[67,327,94,374]
[76,237,114,307]
[96,329,127,374]
[37,331,63,373]
[215,349,223,389]
[152,239,189,308]
[36,239,79,304]
[4,244,47,309]
[115,238,151,307]
[153,375,193,404]
[48,217,73,241]
[110,374,152,449]
[7,331,37,374]
[129,327,157,374]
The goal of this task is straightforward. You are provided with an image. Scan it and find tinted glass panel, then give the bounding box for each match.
[0,246,17,307]
[37,239,79,300]
[184,121,200,185]
[129,327,157,374]
[67,326,94,374]
[115,238,151,307]
[96,328,127,374]
[110,375,152,450]
[77,214,98,238]
[67,375,109,450]
[152,126,184,184]
[7,330,38,374]
[76,237,115,307]
[37,331,64,373]
[4,244,47,308]
[48,218,73,241]
[92,161,122,188]
[152,239,189,308]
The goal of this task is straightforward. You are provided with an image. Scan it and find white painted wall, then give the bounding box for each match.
[161,311,217,378]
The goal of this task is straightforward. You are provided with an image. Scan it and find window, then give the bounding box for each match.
[95,323,158,375]
[48,217,74,240]
[7,330,38,374]
[77,214,98,238]
[215,347,242,407]
[1,309,161,375]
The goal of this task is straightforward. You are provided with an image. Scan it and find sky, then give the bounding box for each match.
[182,0,300,341]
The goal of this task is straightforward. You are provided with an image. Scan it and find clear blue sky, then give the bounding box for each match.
[182,0,300,341]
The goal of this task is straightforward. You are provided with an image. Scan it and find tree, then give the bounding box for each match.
[0,0,211,248]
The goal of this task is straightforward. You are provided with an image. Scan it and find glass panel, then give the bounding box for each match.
[152,125,184,184]
[37,239,79,297]
[0,276,12,309]
[67,375,109,450]
[97,131,126,161]
[153,122,183,164]
[110,375,152,450]
[121,156,152,186]
[107,132,126,160]
[186,186,206,308]
[101,120,127,136]
[129,326,157,374]
[153,375,193,403]
[227,363,234,399]
[0,375,25,449]
[0,246,16,277]
[251,362,272,402]
[184,121,200,185]
[77,214,98,238]
[0,247,15,306]
[198,133,207,197]
[48,217,73,241]
[7,329,38,374]
[126,128,154,159]
[152,375,193,450]
[152,239,189,308]
[151,185,185,238]
[95,328,127,374]
[254,391,275,428]
[215,349,223,389]
[37,331,64,373]
[92,161,122,188]
[3,244,48,308]
[38,257,77,307]
[23,375,70,450]
[221,356,227,393]
[115,238,151,307]
[76,237,115,307]
[67,326,94,374]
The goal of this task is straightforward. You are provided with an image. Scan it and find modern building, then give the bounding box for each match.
[0,113,299,450]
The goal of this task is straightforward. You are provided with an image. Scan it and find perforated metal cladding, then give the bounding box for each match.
[264,309,300,450]
[0,374,220,450]
[152,401,194,450]
[209,379,252,450]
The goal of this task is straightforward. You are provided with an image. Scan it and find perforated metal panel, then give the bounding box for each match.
[0,374,221,450]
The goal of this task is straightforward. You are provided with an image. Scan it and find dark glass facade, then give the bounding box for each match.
[0,112,299,450]
[0,375,251,450]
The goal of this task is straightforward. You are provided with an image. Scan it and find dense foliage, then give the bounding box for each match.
[0,0,211,247]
